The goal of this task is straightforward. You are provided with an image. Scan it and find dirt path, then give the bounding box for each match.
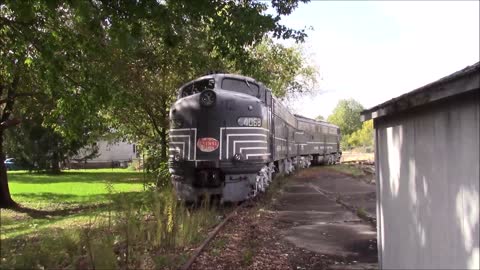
[192,166,378,270]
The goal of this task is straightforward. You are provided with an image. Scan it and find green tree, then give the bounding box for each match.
[0,1,123,207]
[315,115,325,121]
[4,114,99,173]
[0,0,311,208]
[327,99,364,150]
[99,8,317,163]
[327,99,364,137]
[347,120,374,149]
[239,38,318,98]
[102,18,316,163]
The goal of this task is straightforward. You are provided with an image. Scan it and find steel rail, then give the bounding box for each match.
[180,203,244,270]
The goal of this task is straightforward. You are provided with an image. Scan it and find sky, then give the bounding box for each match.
[274,1,480,119]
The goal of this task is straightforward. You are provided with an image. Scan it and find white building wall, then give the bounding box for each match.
[375,91,479,269]
[89,140,137,163]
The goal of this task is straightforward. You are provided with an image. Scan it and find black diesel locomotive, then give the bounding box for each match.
[169,73,341,202]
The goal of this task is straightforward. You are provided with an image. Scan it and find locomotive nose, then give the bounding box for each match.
[169,90,264,162]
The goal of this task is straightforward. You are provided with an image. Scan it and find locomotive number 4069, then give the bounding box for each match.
[237,117,262,127]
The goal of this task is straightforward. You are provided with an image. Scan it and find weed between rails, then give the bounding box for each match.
[0,186,220,270]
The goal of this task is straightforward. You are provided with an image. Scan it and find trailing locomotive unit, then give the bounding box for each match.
[169,73,341,202]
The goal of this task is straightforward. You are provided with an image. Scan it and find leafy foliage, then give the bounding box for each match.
[327,99,364,137]
[239,38,318,98]
[327,99,365,150]
[4,119,97,172]
[4,97,100,172]
[347,120,374,150]
[0,0,314,207]
[102,17,317,159]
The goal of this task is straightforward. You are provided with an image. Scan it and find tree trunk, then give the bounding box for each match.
[0,131,17,208]
[0,62,21,209]
[50,151,61,174]
[160,128,167,161]
[159,96,169,162]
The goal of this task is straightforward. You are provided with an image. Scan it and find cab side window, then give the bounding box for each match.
[180,79,215,98]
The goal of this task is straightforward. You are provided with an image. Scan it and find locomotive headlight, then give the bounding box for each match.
[233,153,243,161]
[199,90,216,107]
[173,153,182,162]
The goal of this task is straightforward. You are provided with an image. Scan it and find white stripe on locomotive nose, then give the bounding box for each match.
[193,129,197,161]
[239,147,268,154]
[170,139,190,160]
[169,142,185,159]
[170,136,189,160]
[246,153,271,159]
[227,134,267,138]
[169,128,193,132]
[219,127,269,160]
[169,128,197,161]
[227,134,268,159]
[233,140,268,157]
[220,127,270,132]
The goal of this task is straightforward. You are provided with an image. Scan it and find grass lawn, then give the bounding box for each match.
[0,169,221,269]
[1,169,145,239]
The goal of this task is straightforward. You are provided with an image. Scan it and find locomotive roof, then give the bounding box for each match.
[179,73,263,90]
[178,74,339,129]
[294,114,339,128]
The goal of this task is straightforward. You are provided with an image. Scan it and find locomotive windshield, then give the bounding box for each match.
[180,78,215,98]
[221,78,259,97]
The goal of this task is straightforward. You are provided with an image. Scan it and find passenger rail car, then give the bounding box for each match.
[168,73,341,202]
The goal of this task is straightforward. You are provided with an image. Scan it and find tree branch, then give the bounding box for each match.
[0,92,45,104]
[143,105,163,137]
[0,17,32,28]
[6,19,101,93]
[0,118,21,130]
[1,62,21,123]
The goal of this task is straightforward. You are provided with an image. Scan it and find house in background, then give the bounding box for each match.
[361,62,479,269]
[68,140,139,169]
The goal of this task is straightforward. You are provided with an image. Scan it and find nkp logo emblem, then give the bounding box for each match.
[197,138,219,152]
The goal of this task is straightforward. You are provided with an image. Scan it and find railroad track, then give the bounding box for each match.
[180,162,376,269]
[180,202,245,270]
[341,159,374,165]
[340,160,376,175]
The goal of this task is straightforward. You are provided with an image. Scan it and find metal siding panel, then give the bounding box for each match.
[374,124,383,267]
[376,91,479,269]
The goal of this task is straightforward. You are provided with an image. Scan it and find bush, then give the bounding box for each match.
[341,120,374,150]
[1,185,220,269]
